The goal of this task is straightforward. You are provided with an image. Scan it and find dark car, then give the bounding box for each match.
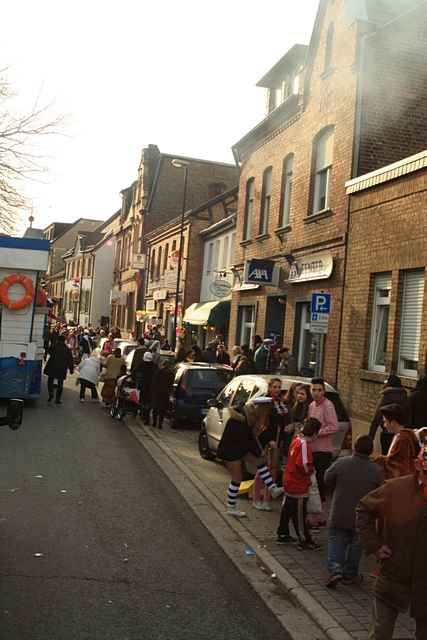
[169,363,234,429]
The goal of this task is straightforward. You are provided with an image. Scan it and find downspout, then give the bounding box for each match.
[335,27,366,387]
[88,251,95,325]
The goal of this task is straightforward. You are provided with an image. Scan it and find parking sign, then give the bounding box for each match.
[311,293,331,334]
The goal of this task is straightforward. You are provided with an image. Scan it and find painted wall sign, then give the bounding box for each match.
[209,279,232,299]
[287,252,333,283]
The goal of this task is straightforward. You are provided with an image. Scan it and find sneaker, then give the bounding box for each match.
[270,486,284,499]
[80,399,85,403]
[277,535,296,544]
[342,575,364,586]
[326,574,343,589]
[298,540,321,551]
[253,501,265,510]
[48,396,53,403]
[55,400,63,405]
[226,506,246,518]
[262,501,272,511]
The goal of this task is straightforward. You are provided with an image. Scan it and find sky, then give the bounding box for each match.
[1,0,319,232]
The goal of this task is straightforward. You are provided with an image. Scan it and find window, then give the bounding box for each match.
[280,154,294,227]
[324,24,334,72]
[243,178,255,241]
[213,240,220,274]
[229,233,236,268]
[233,380,255,406]
[398,270,425,377]
[150,248,156,281]
[268,87,283,112]
[218,379,240,408]
[157,246,162,279]
[163,243,169,273]
[221,236,229,270]
[127,292,135,331]
[115,240,122,269]
[259,167,272,235]
[312,128,334,214]
[206,242,214,274]
[369,274,392,372]
[236,305,255,347]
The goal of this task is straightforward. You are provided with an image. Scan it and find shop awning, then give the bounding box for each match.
[183,300,231,326]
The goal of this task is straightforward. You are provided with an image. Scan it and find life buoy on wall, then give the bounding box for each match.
[0,273,35,310]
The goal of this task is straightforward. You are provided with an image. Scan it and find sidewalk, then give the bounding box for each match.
[127,418,415,640]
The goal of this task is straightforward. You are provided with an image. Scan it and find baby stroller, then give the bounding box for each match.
[110,374,140,421]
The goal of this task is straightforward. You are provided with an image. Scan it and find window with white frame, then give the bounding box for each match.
[280,154,294,227]
[221,236,229,271]
[398,270,425,378]
[237,305,255,347]
[312,128,334,214]
[369,273,391,372]
[206,242,214,274]
[243,178,255,241]
[259,167,272,236]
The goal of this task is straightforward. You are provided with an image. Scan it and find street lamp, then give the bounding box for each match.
[171,158,190,350]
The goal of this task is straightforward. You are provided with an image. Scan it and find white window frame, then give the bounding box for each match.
[281,154,294,227]
[243,179,255,241]
[312,129,334,214]
[398,270,425,378]
[259,167,272,236]
[368,274,392,373]
[206,242,214,275]
[238,306,255,347]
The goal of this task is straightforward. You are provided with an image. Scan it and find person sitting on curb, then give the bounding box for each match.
[374,404,419,480]
[217,397,284,518]
[324,435,384,588]
[277,417,321,550]
[356,445,427,640]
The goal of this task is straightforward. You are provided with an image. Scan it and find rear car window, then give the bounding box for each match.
[325,392,349,422]
[188,369,233,390]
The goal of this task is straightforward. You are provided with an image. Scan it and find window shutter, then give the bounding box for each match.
[399,270,424,361]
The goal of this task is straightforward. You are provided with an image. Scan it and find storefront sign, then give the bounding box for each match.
[209,279,232,299]
[145,299,156,312]
[153,289,168,301]
[287,252,333,284]
[243,259,279,287]
[131,253,146,270]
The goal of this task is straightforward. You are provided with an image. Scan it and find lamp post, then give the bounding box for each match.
[171,158,189,351]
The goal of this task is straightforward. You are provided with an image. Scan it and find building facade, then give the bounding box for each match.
[228,0,427,385]
[339,150,427,440]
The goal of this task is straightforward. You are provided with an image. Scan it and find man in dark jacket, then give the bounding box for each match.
[409,375,427,429]
[200,342,217,364]
[43,335,74,404]
[138,352,157,424]
[369,375,411,454]
[150,362,174,429]
[324,436,384,588]
[356,446,427,640]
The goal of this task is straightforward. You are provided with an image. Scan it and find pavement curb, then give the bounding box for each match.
[127,418,353,640]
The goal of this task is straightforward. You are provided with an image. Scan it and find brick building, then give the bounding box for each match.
[143,187,238,345]
[111,144,238,336]
[338,150,427,442]
[228,0,427,385]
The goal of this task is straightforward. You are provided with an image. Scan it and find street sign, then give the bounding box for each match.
[311,293,331,334]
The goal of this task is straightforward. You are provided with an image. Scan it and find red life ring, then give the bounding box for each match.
[0,273,35,310]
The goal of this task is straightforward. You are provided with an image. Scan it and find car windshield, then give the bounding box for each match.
[325,392,349,422]
[188,369,233,390]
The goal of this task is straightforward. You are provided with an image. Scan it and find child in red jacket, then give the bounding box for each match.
[277,417,321,549]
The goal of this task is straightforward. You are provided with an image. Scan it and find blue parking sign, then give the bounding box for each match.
[311,293,331,314]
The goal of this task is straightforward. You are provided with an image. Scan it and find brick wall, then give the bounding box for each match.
[339,167,427,433]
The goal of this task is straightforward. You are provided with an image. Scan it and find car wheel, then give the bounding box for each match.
[198,426,215,461]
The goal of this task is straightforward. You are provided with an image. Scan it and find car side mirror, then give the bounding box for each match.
[7,399,24,430]
[207,398,220,409]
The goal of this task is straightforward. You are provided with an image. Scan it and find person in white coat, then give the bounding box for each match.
[77,351,101,402]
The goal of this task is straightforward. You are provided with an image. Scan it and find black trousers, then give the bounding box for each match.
[152,410,166,427]
[48,377,63,401]
[380,431,394,455]
[79,379,98,400]
[277,496,312,543]
[313,451,333,503]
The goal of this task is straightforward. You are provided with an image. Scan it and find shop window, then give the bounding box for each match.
[398,270,425,378]
[243,178,255,241]
[280,154,294,227]
[236,305,255,347]
[259,167,272,236]
[368,273,391,373]
[312,127,334,214]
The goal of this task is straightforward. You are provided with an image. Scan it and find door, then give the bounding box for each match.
[264,296,285,342]
[293,301,322,377]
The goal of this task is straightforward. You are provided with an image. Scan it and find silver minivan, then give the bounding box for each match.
[198,374,352,461]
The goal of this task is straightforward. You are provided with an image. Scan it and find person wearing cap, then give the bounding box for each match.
[139,351,157,424]
[254,338,272,374]
[101,348,126,406]
[369,375,411,454]
[374,403,419,480]
[217,397,284,518]
[356,445,427,640]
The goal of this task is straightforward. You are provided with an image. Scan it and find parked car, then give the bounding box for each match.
[125,348,176,372]
[169,363,234,429]
[198,374,352,461]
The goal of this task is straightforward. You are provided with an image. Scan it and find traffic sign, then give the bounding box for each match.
[311,293,331,334]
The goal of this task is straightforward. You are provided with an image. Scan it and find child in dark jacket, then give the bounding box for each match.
[277,417,321,549]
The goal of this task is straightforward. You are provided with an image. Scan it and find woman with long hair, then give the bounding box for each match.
[217,398,284,518]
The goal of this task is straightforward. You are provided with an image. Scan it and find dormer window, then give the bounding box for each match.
[268,87,283,112]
